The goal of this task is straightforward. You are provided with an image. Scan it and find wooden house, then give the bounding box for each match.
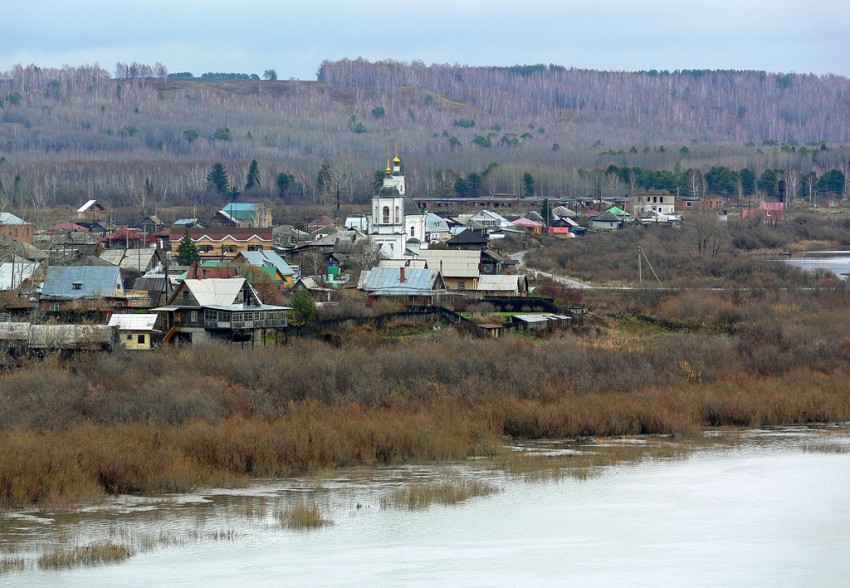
[76,199,107,221]
[154,277,289,346]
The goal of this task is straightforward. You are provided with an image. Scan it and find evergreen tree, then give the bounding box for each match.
[289,290,316,326]
[207,162,229,197]
[245,159,261,191]
[175,231,200,266]
[523,172,535,197]
[276,172,296,198]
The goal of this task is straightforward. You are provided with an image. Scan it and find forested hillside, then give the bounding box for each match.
[0,60,848,213]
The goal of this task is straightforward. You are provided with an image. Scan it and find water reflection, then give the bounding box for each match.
[2,426,849,586]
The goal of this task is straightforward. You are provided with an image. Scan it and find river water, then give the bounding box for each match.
[783,251,850,279]
[3,427,849,587]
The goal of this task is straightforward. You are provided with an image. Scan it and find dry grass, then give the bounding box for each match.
[278,502,331,529]
[380,477,499,510]
[0,556,26,574]
[2,283,850,511]
[802,442,850,454]
[490,438,695,482]
[37,542,133,570]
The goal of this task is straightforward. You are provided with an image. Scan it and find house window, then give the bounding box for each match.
[50,303,61,312]
[126,334,132,340]
[72,282,83,290]
[247,245,262,251]
[457,282,465,290]
[190,311,198,323]
[382,207,390,223]
[137,334,146,344]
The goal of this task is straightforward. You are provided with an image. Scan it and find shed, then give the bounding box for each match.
[108,313,160,350]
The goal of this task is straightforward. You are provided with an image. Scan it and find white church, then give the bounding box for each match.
[369,147,426,259]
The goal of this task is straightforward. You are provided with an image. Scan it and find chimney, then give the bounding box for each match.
[400,266,406,282]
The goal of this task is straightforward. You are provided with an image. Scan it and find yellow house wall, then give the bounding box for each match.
[120,330,152,350]
[171,236,268,260]
[444,277,479,290]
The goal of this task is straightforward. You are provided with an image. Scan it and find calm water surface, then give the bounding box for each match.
[783,251,850,278]
[3,427,849,587]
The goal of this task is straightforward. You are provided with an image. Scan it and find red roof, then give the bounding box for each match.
[108,226,145,241]
[51,221,88,231]
[759,201,785,211]
[547,227,570,236]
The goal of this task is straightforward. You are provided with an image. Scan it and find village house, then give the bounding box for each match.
[105,226,148,249]
[360,266,447,305]
[424,212,451,243]
[675,194,725,212]
[446,228,489,250]
[233,250,297,287]
[169,227,273,260]
[139,215,164,234]
[0,212,35,244]
[633,192,676,217]
[39,265,137,314]
[743,201,784,226]
[36,228,105,258]
[512,217,544,234]
[590,211,624,230]
[76,199,107,221]
[417,249,480,292]
[154,277,289,346]
[208,203,273,228]
[99,248,162,276]
[475,274,529,297]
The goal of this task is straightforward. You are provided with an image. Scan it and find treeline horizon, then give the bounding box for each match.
[0,60,848,215]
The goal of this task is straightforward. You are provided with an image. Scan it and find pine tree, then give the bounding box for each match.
[175,231,200,266]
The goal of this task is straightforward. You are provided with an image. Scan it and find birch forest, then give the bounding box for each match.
[0,60,848,213]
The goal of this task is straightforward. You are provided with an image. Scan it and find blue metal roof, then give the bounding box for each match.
[239,250,295,276]
[41,265,122,299]
[362,267,441,295]
[221,203,260,221]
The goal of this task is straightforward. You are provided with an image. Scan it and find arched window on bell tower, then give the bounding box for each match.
[395,206,400,223]
[382,206,390,224]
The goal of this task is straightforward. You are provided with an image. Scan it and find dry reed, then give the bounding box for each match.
[380,477,499,510]
[278,502,331,529]
[0,556,26,574]
[37,542,133,570]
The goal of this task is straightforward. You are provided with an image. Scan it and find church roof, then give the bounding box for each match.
[378,186,400,197]
[403,197,420,216]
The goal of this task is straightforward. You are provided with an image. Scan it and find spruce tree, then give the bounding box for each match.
[245,159,261,191]
[206,162,229,197]
[175,230,201,266]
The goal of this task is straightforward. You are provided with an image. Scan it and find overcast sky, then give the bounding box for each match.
[4,1,849,80]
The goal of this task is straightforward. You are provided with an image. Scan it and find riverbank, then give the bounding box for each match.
[3,285,850,510]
